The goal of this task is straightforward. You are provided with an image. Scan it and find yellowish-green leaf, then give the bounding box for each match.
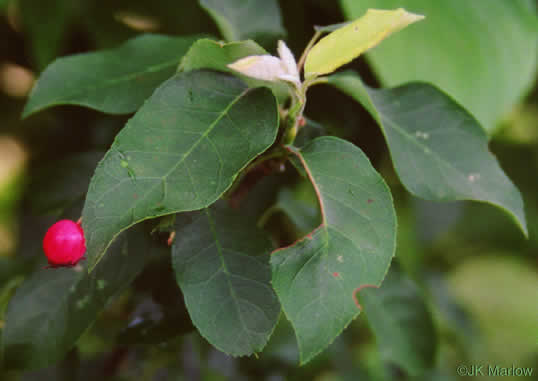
[304,8,424,78]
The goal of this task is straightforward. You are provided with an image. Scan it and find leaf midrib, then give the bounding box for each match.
[288,145,374,254]
[360,81,488,197]
[333,75,514,205]
[90,85,249,269]
[26,57,182,116]
[204,208,258,351]
[379,113,487,197]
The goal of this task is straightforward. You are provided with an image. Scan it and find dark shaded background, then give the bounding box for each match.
[1,0,536,380]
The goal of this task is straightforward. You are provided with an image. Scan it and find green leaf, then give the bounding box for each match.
[30,152,103,214]
[19,0,74,70]
[294,118,327,147]
[270,181,321,236]
[1,225,149,370]
[304,8,424,79]
[82,70,278,270]
[172,203,280,356]
[118,261,195,346]
[328,72,527,236]
[180,39,266,73]
[426,272,479,357]
[23,34,201,118]
[0,276,23,319]
[199,0,285,48]
[271,136,397,364]
[358,265,437,376]
[179,38,289,102]
[340,0,538,131]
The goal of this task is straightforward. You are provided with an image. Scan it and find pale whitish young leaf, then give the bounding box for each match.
[271,136,396,364]
[228,55,287,82]
[340,0,538,131]
[277,40,300,83]
[328,71,527,235]
[172,203,280,356]
[1,225,149,370]
[23,34,200,117]
[304,8,424,78]
[82,70,278,270]
[227,40,300,86]
[179,38,290,102]
[199,0,285,47]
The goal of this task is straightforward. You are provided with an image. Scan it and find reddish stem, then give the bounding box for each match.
[352,284,379,310]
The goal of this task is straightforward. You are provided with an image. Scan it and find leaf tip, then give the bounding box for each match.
[366,7,425,23]
[366,8,426,36]
[277,40,299,79]
[516,215,529,239]
[397,8,426,24]
[303,8,425,78]
[20,103,35,120]
[228,50,300,86]
[227,54,284,82]
[227,55,260,72]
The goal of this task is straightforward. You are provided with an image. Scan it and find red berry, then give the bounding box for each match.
[43,219,86,267]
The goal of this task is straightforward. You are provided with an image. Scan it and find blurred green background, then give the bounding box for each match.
[0,0,536,380]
